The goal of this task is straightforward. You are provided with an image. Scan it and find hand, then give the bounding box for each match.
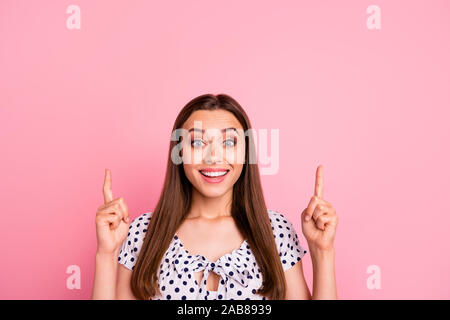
[95,169,131,255]
[301,165,338,251]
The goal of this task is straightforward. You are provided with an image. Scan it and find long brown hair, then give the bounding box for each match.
[130,93,287,299]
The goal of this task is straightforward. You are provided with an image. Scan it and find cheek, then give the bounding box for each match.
[181,145,203,165]
[183,165,197,183]
[223,144,245,164]
[230,165,244,182]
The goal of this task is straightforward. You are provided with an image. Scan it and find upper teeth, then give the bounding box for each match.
[201,171,227,177]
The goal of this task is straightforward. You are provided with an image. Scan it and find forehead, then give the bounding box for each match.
[182,109,243,131]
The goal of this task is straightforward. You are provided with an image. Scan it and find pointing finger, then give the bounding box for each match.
[103,168,114,204]
[314,165,324,199]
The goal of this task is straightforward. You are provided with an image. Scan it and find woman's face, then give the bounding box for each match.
[181,109,246,198]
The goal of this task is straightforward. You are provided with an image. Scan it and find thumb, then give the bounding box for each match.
[301,209,313,223]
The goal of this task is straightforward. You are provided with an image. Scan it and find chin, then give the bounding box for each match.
[196,185,229,198]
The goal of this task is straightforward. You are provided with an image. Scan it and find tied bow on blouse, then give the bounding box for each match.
[171,237,254,299]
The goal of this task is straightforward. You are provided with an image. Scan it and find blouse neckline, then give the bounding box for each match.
[173,233,249,264]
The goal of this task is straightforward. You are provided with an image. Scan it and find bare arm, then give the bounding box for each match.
[284,247,337,299]
[91,249,119,300]
[310,247,337,300]
[298,165,339,300]
[116,264,137,299]
[284,260,312,299]
[93,169,133,299]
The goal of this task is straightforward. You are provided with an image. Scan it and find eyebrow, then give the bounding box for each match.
[188,127,238,134]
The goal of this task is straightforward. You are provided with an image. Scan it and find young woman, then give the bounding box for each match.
[92,93,338,300]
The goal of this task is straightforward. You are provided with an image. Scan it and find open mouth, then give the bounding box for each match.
[199,170,230,178]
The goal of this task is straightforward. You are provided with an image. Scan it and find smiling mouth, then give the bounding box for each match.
[199,170,230,177]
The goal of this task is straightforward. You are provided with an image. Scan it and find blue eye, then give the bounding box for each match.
[191,138,236,148]
[191,139,205,148]
[224,139,236,147]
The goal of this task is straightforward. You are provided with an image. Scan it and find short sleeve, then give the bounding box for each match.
[118,212,152,270]
[268,209,307,271]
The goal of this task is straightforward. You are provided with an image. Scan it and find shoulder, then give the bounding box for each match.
[267,209,308,270]
[129,211,153,229]
[267,209,297,241]
[127,211,153,243]
[118,211,153,270]
[267,209,295,235]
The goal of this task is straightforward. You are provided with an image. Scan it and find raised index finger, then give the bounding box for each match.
[314,165,324,198]
[103,168,114,204]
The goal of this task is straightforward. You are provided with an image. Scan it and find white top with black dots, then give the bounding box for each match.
[118,209,307,300]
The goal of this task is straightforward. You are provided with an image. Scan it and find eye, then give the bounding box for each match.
[224,138,236,147]
[191,139,205,148]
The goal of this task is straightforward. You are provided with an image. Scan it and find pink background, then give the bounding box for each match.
[1,0,449,299]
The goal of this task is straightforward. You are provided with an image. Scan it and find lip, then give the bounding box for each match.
[198,167,230,172]
[198,168,230,184]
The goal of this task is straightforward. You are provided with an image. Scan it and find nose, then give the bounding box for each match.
[204,139,223,164]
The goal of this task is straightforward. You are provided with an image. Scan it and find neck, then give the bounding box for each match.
[187,188,233,220]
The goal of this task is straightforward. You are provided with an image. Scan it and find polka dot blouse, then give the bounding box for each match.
[118,209,307,300]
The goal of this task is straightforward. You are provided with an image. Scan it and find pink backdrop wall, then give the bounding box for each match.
[1,0,449,299]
